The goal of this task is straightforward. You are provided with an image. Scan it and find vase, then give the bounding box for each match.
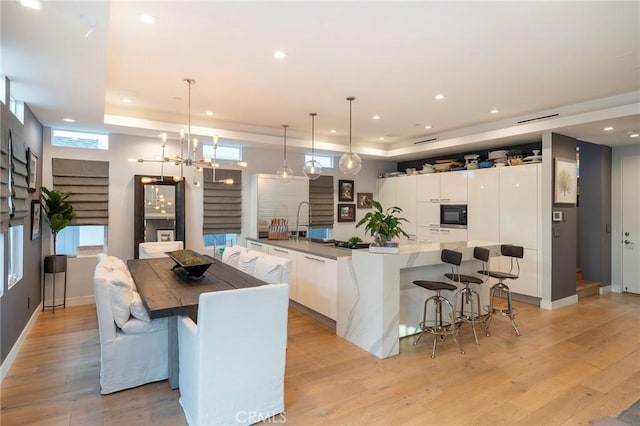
[372,233,396,247]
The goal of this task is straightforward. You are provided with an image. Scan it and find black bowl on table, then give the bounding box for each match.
[166,249,213,279]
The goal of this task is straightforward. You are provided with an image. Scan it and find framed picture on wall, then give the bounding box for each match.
[157,229,175,242]
[554,158,577,204]
[27,147,37,192]
[31,200,41,240]
[338,180,354,202]
[357,192,373,208]
[337,204,356,222]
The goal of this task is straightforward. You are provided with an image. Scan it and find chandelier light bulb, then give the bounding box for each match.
[278,124,294,181]
[303,113,322,180]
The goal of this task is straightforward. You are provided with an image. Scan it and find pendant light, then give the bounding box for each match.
[276,124,294,181]
[303,113,322,180]
[339,96,362,175]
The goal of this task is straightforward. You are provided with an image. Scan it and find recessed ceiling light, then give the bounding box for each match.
[490,109,500,114]
[434,94,445,100]
[330,129,337,134]
[603,126,614,131]
[63,118,75,123]
[274,50,286,60]
[424,125,432,129]
[122,97,132,104]
[20,0,40,10]
[630,133,639,138]
[140,14,156,24]
[372,115,381,120]
[206,111,214,116]
[379,137,385,141]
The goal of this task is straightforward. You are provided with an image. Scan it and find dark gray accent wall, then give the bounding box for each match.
[1,78,44,364]
[577,141,612,286]
[551,133,577,301]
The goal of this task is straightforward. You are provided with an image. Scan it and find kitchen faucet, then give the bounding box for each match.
[295,201,311,241]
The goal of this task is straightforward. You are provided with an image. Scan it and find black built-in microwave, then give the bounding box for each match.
[440,204,467,229]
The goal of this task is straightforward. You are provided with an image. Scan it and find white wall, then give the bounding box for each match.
[42,129,395,263]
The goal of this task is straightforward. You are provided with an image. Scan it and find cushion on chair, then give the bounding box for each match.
[253,255,286,284]
[130,291,151,322]
[109,269,134,328]
[221,244,247,268]
[237,250,264,275]
[139,241,184,259]
[99,255,128,273]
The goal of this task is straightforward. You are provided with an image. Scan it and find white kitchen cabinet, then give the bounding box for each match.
[268,245,298,301]
[437,227,468,243]
[417,226,441,243]
[416,202,440,228]
[467,167,500,242]
[247,240,268,253]
[377,177,397,210]
[416,172,467,203]
[295,252,337,320]
[440,171,468,203]
[395,175,417,238]
[499,164,539,250]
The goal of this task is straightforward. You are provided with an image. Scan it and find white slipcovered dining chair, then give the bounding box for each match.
[139,241,184,259]
[253,255,292,285]
[178,284,289,426]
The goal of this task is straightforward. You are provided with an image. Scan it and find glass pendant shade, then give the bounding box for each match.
[339,151,362,175]
[303,159,322,180]
[277,124,294,181]
[303,112,322,180]
[339,96,362,175]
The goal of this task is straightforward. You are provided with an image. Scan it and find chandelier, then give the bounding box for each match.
[303,113,322,180]
[276,124,294,181]
[130,78,247,185]
[338,96,362,175]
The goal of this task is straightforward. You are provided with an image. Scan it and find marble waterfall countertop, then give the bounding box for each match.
[337,240,500,359]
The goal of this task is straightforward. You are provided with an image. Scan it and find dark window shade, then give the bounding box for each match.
[203,168,242,234]
[52,158,109,225]
[309,175,334,228]
[0,131,10,231]
[9,131,28,226]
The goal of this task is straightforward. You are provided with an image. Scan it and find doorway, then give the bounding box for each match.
[621,154,640,294]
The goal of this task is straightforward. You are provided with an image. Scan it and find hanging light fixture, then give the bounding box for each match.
[339,96,362,175]
[303,113,322,180]
[129,78,247,185]
[276,124,294,181]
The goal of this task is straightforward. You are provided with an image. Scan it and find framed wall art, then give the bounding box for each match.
[157,229,175,242]
[27,147,37,192]
[337,203,355,222]
[31,200,41,240]
[357,192,373,208]
[554,158,577,204]
[338,180,354,202]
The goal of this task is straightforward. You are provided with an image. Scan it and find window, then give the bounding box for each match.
[308,228,332,240]
[52,129,109,150]
[7,225,23,289]
[1,76,5,104]
[0,233,4,297]
[56,225,106,256]
[9,96,24,123]
[202,144,242,161]
[305,154,334,168]
[204,233,239,248]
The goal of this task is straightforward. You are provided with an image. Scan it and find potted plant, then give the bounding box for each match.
[356,199,409,247]
[41,187,75,274]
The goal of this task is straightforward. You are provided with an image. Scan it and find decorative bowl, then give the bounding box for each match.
[166,249,213,279]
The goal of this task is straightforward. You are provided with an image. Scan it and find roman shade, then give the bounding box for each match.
[8,131,29,227]
[52,158,109,225]
[203,168,242,234]
[309,175,334,228]
[0,131,10,231]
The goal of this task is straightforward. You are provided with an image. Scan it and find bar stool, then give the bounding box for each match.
[474,245,523,336]
[441,249,486,345]
[412,280,464,358]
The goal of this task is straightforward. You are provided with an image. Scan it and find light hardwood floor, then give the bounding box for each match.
[1,293,639,425]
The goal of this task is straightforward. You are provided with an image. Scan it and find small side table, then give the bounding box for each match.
[43,255,67,313]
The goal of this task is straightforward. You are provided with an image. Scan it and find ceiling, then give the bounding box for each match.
[2,1,639,161]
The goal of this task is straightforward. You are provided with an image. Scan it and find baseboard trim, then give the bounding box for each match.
[289,300,336,330]
[0,303,42,382]
[540,294,578,310]
[599,285,612,295]
[43,295,95,308]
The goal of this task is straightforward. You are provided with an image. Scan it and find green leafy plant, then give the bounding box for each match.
[356,200,409,240]
[40,187,75,255]
[348,236,363,244]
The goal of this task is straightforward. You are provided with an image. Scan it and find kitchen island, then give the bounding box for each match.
[247,238,499,359]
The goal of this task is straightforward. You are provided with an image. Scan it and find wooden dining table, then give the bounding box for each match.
[127,256,267,389]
